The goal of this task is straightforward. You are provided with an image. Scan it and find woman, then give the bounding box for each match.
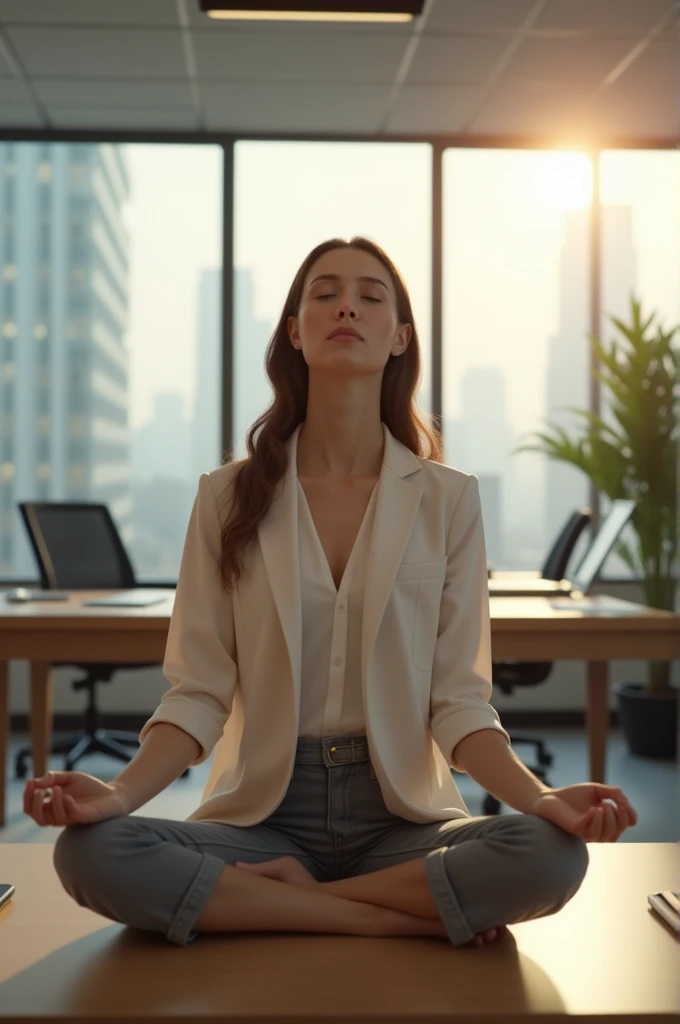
[26,236,637,950]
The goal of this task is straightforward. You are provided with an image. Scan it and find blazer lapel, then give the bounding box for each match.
[257,422,424,706]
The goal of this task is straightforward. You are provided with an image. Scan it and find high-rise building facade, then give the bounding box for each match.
[0,142,131,577]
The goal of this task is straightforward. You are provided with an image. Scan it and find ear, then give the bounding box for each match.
[393,323,412,355]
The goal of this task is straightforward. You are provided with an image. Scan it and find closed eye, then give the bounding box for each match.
[317,294,381,302]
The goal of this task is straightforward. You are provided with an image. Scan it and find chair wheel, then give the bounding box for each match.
[15,756,28,780]
[483,793,501,816]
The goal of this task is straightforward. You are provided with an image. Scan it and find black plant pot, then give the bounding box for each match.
[614,682,678,760]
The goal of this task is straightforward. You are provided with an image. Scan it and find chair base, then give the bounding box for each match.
[15,729,191,781]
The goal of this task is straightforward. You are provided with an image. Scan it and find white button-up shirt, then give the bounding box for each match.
[297,475,380,740]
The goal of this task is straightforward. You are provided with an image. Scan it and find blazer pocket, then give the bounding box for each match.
[394,558,447,583]
[393,559,447,672]
[413,576,446,671]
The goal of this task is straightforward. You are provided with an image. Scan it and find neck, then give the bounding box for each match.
[297,377,384,482]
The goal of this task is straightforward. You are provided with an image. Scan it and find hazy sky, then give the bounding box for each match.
[123,144,223,431]
[122,143,679,437]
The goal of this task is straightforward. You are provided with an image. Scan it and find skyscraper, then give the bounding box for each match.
[0,142,131,578]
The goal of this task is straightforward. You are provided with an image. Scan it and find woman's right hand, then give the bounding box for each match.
[24,770,131,827]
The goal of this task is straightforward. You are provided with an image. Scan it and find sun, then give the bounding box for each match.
[537,152,593,209]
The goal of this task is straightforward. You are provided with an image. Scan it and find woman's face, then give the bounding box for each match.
[288,247,411,376]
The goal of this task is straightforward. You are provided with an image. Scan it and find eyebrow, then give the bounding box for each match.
[308,274,389,292]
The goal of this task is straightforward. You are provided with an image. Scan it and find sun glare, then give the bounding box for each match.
[538,152,593,209]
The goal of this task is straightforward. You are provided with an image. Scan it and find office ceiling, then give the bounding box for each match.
[0,0,677,142]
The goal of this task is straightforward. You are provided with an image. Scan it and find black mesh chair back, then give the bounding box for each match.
[13,502,170,777]
[540,507,592,581]
[18,502,136,590]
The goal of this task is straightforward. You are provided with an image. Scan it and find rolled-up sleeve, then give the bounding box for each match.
[429,474,512,772]
[138,472,239,766]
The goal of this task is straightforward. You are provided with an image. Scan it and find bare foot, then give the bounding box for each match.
[235,859,507,947]
[463,925,509,947]
[402,920,509,945]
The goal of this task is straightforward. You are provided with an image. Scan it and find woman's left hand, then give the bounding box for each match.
[527,784,638,842]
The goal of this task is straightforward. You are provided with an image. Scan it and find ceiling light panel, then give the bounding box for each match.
[197,1,424,23]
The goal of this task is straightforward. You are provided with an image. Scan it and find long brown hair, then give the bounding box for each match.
[216,236,444,593]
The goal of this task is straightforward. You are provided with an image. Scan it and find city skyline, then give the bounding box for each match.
[2,140,677,579]
[124,143,679,576]
[124,144,678,440]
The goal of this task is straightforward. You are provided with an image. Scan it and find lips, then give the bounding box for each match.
[328,328,363,340]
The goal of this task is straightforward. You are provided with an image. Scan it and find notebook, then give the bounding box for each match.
[81,589,170,608]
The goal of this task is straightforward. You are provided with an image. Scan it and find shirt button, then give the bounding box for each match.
[333,656,342,666]
[338,603,345,611]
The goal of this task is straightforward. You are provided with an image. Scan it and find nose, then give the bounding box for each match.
[329,291,358,319]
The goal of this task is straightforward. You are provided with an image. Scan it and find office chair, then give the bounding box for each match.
[481,507,592,816]
[15,502,189,781]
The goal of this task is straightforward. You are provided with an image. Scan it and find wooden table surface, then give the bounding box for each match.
[0,841,677,1023]
[1,590,679,828]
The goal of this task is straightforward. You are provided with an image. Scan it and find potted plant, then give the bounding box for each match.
[515,295,679,759]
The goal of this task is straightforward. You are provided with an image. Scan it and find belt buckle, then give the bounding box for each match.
[328,739,362,765]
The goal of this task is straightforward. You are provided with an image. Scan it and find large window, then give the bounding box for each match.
[599,151,680,578]
[4,137,676,585]
[1,142,223,582]
[442,149,592,570]
[232,141,432,459]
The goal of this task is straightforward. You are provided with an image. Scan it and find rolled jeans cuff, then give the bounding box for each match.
[423,847,476,947]
[167,852,226,947]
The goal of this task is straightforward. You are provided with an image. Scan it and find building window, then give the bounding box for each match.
[37,163,53,184]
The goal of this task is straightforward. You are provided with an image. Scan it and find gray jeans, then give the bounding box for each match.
[53,734,589,947]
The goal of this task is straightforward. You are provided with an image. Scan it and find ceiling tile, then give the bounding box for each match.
[425,0,536,34]
[0,44,16,78]
[33,79,194,109]
[387,84,484,132]
[0,104,45,127]
[6,26,185,78]
[45,106,199,129]
[605,38,679,91]
[0,0,180,25]
[408,35,511,84]
[585,85,679,137]
[201,82,390,132]
[193,29,408,81]
[503,36,640,88]
[0,77,34,103]
[534,0,677,37]
[471,84,594,139]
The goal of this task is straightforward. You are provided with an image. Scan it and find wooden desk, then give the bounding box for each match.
[1,591,679,828]
[0,842,677,1023]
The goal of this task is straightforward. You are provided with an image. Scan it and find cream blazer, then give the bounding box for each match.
[139,421,511,825]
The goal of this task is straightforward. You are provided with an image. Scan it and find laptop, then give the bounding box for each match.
[488,498,636,598]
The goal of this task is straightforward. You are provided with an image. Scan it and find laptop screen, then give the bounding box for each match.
[569,499,636,593]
